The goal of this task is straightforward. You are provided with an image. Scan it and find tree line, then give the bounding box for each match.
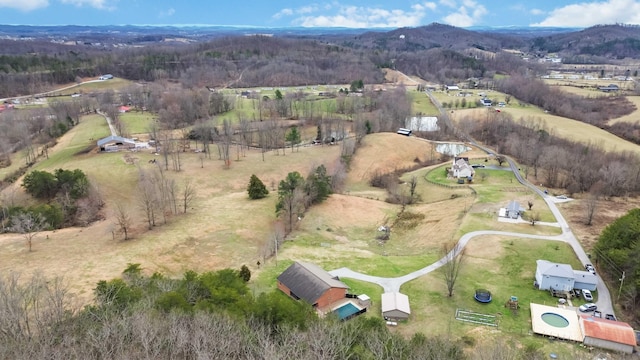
[460,112,640,199]
[0,267,599,360]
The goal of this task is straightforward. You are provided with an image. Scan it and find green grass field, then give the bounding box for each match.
[120,112,156,135]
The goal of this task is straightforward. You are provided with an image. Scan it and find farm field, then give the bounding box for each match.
[2,73,640,356]
[451,105,640,155]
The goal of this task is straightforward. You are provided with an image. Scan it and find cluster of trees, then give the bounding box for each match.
[0,268,595,359]
[133,165,195,236]
[0,98,92,170]
[276,165,333,233]
[461,113,640,198]
[594,209,640,325]
[1,169,102,233]
[0,267,475,359]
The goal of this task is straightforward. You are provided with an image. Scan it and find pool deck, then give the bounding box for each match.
[318,298,363,317]
[530,303,583,342]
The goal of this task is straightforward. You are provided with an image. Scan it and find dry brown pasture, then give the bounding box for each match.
[0,120,345,303]
[452,107,640,155]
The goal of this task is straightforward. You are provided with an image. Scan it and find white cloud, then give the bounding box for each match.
[159,7,174,18]
[439,0,457,8]
[284,2,438,28]
[60,0,117,10]
[441,0,487,27]
[530,8,545,16]
[532,0,640,27]
[0,0,49,11]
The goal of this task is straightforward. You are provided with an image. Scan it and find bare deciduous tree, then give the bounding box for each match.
[441,241,465,297]
[181,179,196,214]
[584,193,599,226]
[114,203,132,240]
[10,212,48,252]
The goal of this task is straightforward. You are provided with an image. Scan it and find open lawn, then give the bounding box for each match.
[120,111,156,135]
[0,115,343,303]
[400,238,584,336]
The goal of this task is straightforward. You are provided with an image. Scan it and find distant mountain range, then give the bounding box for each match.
[2,23,640,59]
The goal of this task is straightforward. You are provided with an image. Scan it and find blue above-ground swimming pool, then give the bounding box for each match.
[541,312,570,328]
[334,303,361,320]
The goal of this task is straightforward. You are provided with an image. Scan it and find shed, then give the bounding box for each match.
[381,292,411,321]
[535,260,575,291]
[397,128,412,136]
[573,270,598,291]
[277,262,349,308]
[580,315,636,354]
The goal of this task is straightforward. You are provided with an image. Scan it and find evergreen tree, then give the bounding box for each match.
[247,175,269,199]
[285,126,301,152]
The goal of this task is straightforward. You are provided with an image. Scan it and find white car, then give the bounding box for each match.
[582,289,594,301]
[579,303,597,312]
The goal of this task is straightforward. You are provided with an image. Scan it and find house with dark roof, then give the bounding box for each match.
[277,261,349,309]
[580,315,637,354]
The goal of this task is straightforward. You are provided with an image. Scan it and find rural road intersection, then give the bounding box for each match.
[330,157,615,316]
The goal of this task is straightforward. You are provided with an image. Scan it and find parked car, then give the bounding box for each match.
[585,264,596,275]
[556,195,568,199]
[579,303,597,312]
[594,310,602,318]
[582,289,594,301]
[605,314,617,321]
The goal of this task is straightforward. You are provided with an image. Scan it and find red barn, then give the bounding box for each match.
[277,261,348,309]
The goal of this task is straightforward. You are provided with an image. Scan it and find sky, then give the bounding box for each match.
[2,0,640,28]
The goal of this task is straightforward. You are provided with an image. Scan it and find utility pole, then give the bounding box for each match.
[274,234,278,267]
[618,271,625,302]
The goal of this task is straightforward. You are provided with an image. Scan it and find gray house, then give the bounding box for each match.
[506,200,524,219]
[573,270,598,291]
[535,260,574,291]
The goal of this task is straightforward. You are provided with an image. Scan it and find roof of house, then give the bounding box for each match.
[536,259,574,279]
[573,270,598,284]
[507,200,522,212]
[580,315,636,346]
[381,292,411,314]
[277,262,348,304]
[97,135,135,147]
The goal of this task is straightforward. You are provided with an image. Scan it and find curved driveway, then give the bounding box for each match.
[330,150,615,316]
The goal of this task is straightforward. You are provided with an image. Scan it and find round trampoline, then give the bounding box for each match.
[541,312,569,328]
[474,289,492,303]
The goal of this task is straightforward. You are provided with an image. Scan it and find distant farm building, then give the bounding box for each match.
[397,128,412,136]
[598,84,620,92]
[97,135,136,152]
